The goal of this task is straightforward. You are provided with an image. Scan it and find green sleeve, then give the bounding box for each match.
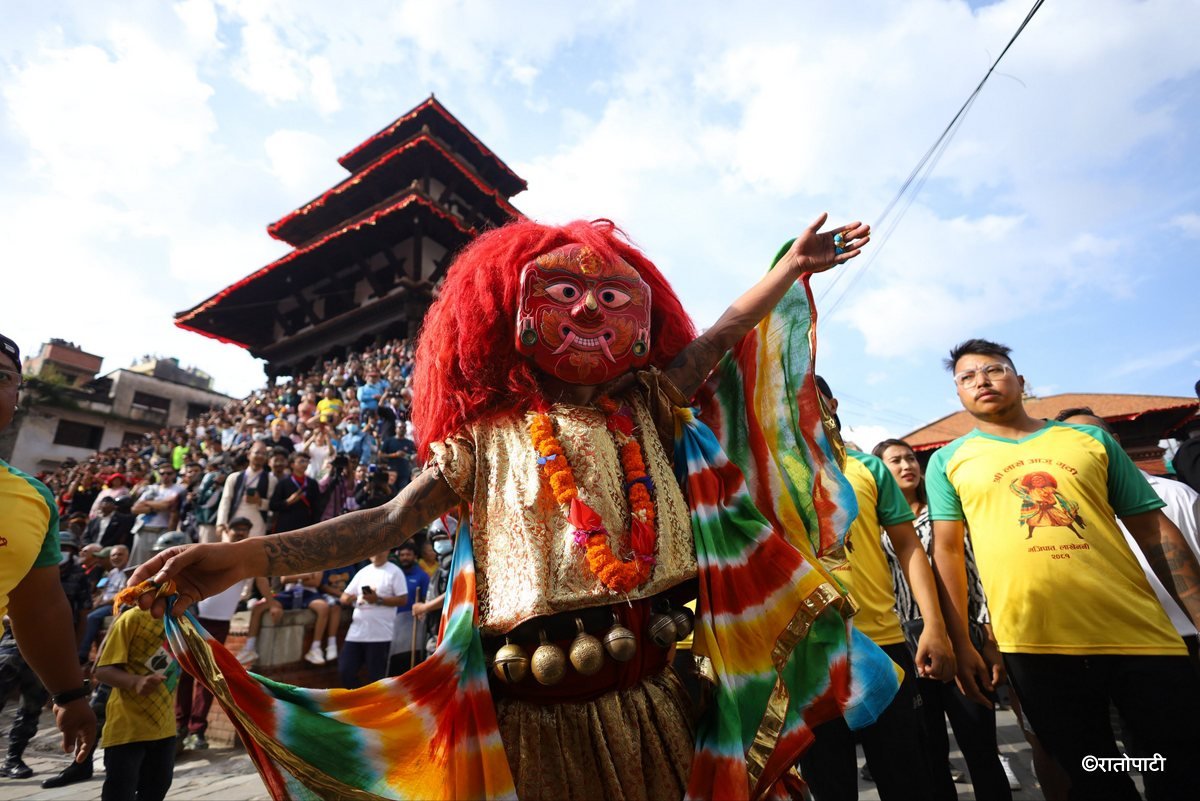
[926,446,965,521]
[1087,426,1165,517]
[30,477,61,568]
[856,451,915,526]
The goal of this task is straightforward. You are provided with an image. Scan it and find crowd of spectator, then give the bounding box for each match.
[15,337,461,793]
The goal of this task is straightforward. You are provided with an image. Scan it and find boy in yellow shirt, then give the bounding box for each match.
[94,606,180,801]
[929,338,1200,800]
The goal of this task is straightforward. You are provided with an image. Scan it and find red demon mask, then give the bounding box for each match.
[515,244,652,385]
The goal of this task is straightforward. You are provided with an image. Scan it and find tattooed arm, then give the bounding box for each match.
[1124,509,1200,630]
[130,469,458,618]
[665,214,869,400]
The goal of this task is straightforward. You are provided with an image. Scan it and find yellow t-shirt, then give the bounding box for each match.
[927,422,1182,656]
[0,459,61,618]
[830,450,915,646]
[97,608,179,747]
[316,397,344,419]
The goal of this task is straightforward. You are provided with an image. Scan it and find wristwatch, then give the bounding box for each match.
[52,679,93,706]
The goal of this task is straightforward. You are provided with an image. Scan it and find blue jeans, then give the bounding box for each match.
[79,606,112,661]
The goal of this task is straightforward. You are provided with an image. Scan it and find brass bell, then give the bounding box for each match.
[668,606,695,641]
[602,612,638,662]
[568,617,605,676]
[492,638,529,684]
[531,630,567,686]
[647,612,678,649]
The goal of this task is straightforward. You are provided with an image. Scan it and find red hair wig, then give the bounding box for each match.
[412,219,696,454]
[1020,471,1058,489]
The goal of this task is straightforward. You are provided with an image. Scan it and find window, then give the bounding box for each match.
[187,402,214,420]
[53,420,104,450]
[122,431,144,446]
[131,391,170,411]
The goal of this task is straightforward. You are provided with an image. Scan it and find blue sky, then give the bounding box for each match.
[2,0,1197,447]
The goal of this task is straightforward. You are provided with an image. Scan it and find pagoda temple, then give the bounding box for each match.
[175,96,526,378]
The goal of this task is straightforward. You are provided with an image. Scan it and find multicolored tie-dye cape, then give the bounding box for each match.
[683,242,903,799]
[162,241,899,800]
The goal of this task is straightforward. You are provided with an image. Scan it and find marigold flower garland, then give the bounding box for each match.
[530,399,657,593]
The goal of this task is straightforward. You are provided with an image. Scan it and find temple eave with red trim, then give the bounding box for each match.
[176,100,526,377]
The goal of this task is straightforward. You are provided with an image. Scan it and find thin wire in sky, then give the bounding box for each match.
[817,0,1047,317]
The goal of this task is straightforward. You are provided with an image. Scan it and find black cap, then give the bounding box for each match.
[0,334,18,368]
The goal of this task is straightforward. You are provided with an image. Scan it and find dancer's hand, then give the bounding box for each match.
[130,541,257,618]
[776,213,870,276]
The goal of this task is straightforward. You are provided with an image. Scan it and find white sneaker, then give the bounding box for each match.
[236,648,258,667]
[999,755,1021,791]
[304,644,326,665]
[324,642,338,662]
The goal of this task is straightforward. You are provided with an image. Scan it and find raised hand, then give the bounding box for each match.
[777,212,870,275]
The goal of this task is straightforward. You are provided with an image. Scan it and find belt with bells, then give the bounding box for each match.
[483,598,696,687]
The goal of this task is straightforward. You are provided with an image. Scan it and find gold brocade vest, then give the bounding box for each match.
[428,385,697,636]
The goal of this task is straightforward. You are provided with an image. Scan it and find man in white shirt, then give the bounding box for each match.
[215,443,276,538]
[338,551,406,689]
[129,468,184,565]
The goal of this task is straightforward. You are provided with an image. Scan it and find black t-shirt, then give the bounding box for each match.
[1173,436,1200,494]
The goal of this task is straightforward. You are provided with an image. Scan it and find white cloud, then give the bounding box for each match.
[1169,213,1200,238]
[174,0,221,52]
[2,27,217,198]
[1111,344,1200,379]
[841,424,897,453]
[263,129,340,194]
[308,55,339,114]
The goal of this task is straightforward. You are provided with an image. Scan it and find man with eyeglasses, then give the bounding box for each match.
[0,333,97,772]
[928,338,1200,800]
[129,466,184,566]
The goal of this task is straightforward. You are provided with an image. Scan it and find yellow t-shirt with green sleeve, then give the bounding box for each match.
[98,608,179,747]
[927,422,1182,656]
[831,449,915,646]
[0,458,62,618]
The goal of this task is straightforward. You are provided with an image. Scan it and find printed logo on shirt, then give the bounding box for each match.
[1008,470,1088,541]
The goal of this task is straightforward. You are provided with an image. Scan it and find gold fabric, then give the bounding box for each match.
[495,667,694,801]
[428,381,697,635]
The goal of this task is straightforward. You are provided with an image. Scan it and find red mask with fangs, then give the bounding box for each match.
[514,244,652,386]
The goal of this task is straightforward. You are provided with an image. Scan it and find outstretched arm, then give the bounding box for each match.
[130,469,458,617]
[666,213,869,400]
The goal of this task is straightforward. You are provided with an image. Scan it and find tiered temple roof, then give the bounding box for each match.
[903,392,1198,474]
[175,96,524,376]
